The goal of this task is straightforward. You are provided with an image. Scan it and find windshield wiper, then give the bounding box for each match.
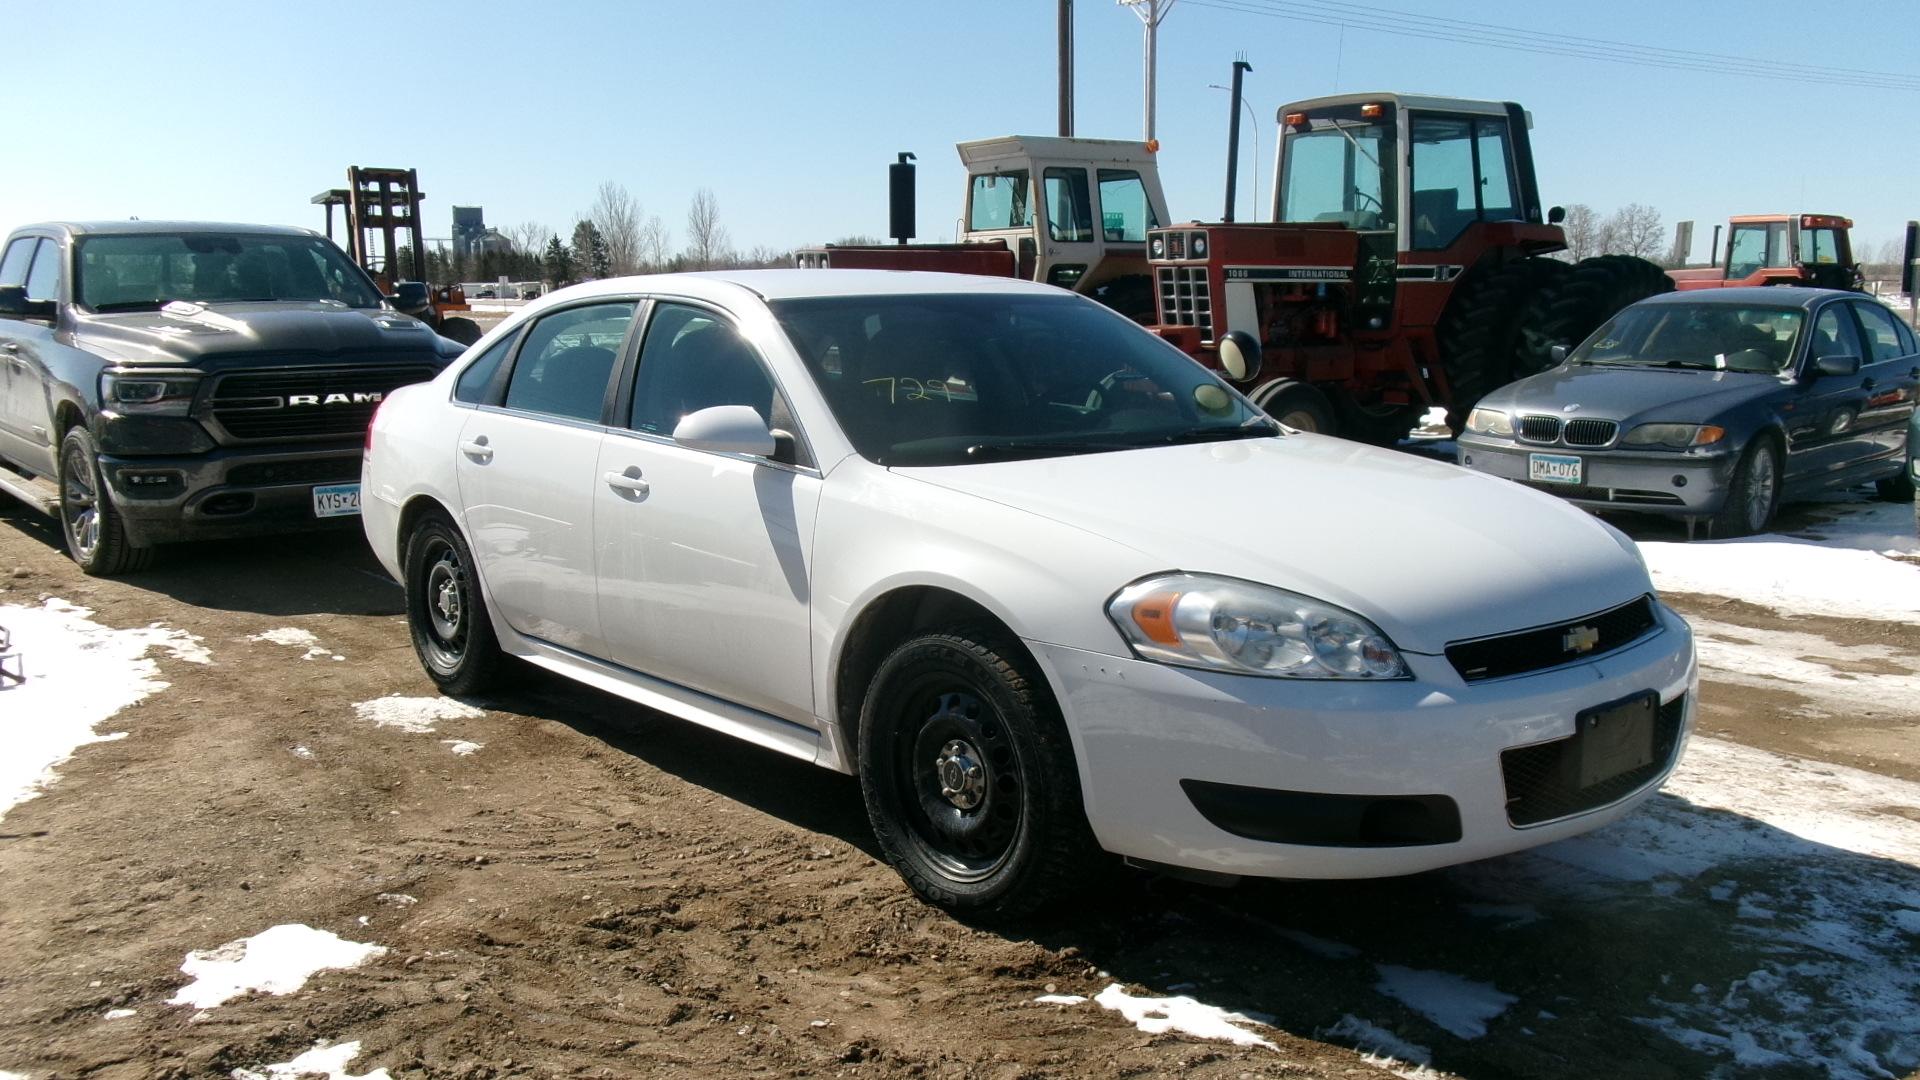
[961,439,1136,461]
[1659,360,1721,370]
[1160,422,1280,444]
[89,300,164,313]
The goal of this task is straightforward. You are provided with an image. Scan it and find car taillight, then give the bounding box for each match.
[365,398,386,453]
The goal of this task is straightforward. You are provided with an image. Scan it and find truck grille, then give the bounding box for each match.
[207,365,435,442]
[1445,595,1659,682]
[1157,266,1213,341]
[1516,415,1562,443]
[1501,693,1687,826]
[1562,418,1618,447]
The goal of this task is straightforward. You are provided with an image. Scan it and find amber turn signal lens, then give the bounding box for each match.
[1129,591,1184,645]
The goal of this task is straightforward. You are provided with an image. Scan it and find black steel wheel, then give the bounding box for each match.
[56,426,150,576]
[1711,437,1782,539]
[858,627,1101,918]
[404,513,504,694]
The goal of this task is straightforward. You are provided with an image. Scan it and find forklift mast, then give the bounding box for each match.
[312,167,428,289]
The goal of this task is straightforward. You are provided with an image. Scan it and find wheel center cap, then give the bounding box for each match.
[934,738,986,810]
[435,579,460,622]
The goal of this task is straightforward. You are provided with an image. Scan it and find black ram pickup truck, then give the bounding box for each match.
[0,221,465,574]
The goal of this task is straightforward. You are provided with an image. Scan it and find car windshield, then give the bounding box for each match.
[75,232,383,312]
[1571,303,1806,373]
[770,293,1275,466]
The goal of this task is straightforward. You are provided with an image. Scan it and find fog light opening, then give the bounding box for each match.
[1671,474,1687,488]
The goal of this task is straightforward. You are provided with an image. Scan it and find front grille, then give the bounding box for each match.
[227,458,362,487]
[1522,482,1686,506]
[1562,418,1618,447]
[1517,415,1562,443]
[208,365,435,442]
[1157,266,1213,341]
[1502,693,1687,826]
[1446,595,1659,682]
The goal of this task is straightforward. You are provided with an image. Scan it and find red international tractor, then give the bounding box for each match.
[1147,92,1672,442]
[1668,213,1862,292]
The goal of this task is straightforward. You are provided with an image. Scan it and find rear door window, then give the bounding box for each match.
[453,330,521,405]
[502,301,636,421]
[1851,301,1912,363]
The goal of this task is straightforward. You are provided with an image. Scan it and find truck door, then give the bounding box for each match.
[1036,166,1101,293]
[0,237,60,474]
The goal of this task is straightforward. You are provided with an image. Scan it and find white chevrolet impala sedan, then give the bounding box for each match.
[363,270,1697,917]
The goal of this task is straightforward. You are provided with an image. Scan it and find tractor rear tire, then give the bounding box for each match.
[1331,391,1421,447]
[1516,255,1673,375]
[1435,256,1569,430]
[1249,379,1336,434]
[437,316,484,347]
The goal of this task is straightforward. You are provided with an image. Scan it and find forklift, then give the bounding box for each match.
[313,167,484,345]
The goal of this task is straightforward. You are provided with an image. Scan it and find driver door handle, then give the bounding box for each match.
[604,466,649,497]
[1862,377,1877,391]
[459,437,493,462]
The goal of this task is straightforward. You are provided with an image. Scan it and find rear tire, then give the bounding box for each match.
[1711,437,1782,539]
[1517,254,1673,376]
[1249,379,1336,434]
[1436,256,1570,428]
[437,316,484,347]
[404,513,505,695]
[858,627,1101,920]
[57,426,151,576]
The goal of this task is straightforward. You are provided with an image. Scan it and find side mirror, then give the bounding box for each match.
[672,404,776,457]
[1812,353,1861,378]
[389,281,432,313]
[1548,205,1567,225]
[1217,329,1263,383]
[1550,344,1569,364]
[0,285,26,319]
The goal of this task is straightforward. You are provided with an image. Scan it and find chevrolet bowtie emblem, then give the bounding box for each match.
[1564,625,1601,654]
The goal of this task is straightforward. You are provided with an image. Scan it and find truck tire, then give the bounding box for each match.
[1517,255,1673,375]
[1436,256,1569,429]
[1093,274,1155,323]
[1249,379,1336,433]
[437,316,484,347]
[57,426,152,576]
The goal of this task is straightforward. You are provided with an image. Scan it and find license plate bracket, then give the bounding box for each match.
[1528,452,1582,485]
[312,482,361,518]
[1570,690,1658,788]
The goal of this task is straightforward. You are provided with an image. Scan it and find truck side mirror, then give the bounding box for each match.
[0,285,26,318]
[1218,329,1263,383]
[1550,344,1569,364]
[1548,206,1567,225]
[389,281,431,314]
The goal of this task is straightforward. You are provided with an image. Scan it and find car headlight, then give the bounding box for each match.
[1621,422,1725,448]
[1465,407,1513,436]
[1108,573,1409,680]
[100,371,202,416]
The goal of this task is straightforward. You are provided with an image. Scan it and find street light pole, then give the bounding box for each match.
[1119,0,1175,143]
[1209,84,1259,222]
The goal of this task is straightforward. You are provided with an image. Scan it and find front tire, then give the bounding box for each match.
[858,628,1101,919]
[1249,379,1336,433]
[437,316,484,347]
[57,426,151,576]
[404,513,504,695]
[1712,437,1782,538]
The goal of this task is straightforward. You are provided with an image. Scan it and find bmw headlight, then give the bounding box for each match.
[1621,422,1725,448]
[1464,407,1513,437]
[1108,573,1409,680]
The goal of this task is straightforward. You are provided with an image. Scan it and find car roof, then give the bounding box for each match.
[539,269,1074,305]
[18,220,321,240]
[1634,286,1850,311]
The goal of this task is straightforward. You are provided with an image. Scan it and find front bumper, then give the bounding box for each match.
[1031,602,1696,878]
[1456,435,1738,516]
[99,445,365,545]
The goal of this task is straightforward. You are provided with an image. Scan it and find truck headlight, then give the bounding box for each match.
[1108,573,1409,680]
[101,371,201,416]
[1621,423,1724,448]
[1465,408,1512,436]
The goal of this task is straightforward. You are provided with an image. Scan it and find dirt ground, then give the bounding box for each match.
[1,492,1917,1079]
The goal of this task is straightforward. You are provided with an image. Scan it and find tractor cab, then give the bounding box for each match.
[1670,214,1860,291]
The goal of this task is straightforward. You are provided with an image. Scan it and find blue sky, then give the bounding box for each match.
[6,0,1916,260]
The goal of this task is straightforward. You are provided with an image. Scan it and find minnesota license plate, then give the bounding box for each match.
[1573,691,1657,788]
[1528,452,1582,485]
[313,483,361,518]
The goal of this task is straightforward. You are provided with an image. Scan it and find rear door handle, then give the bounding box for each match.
[459,436,493,462]
[604,466,649,497]
[1863,377,1877,391]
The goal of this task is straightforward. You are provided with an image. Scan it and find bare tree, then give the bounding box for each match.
[1559,204,1598,263]
[1601,204,1664,260]
[505,221,552,258]
[638,215,672,271]
[588,182,645,275]
[684,188,731,271]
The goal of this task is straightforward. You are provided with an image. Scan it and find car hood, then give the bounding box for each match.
[1486,364,1787,422]
[893,435,1652,655]
[73,301,448,366]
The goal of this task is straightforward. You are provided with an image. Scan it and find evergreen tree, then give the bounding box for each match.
[543,237,575,285]
[589,229,613,279]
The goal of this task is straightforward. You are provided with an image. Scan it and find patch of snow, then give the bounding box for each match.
[231,1039,391,1080]
[1032,993,1087,1005]
[167,924,385,1009]
[1091,983,1277,1050]
[102,1008,135,1020]
[1323,1014,1433,1065]
[248,626,341,662]
[1373,965,1516,1039]
[440,739,483,757]
[291,746,314,760]
[1640,498,1920,621]
[352,696,483,735]
[374,893,417,907]
[0,599,209,820]
[1689,618,1920,714]
[0,1071,30,1079]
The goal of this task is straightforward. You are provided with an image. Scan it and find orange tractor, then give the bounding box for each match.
[1668,213,1862,292]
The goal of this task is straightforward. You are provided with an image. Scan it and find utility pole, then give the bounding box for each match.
[1058,0,1073,137]
[1119,0,1174,143]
